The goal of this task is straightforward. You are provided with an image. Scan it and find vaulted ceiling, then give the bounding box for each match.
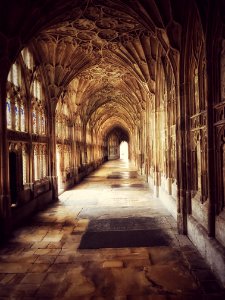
[1,0,189,137]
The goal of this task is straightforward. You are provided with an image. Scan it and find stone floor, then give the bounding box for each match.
[0,160,224,299]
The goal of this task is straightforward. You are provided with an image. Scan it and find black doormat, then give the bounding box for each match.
[78,229,170,249]
[82,217,165,231]
[78,218,171,249]
[107,171,138,179]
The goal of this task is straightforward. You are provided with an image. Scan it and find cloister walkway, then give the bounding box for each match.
[0,160,224,299]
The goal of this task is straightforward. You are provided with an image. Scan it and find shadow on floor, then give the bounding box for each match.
[78,217,172,249]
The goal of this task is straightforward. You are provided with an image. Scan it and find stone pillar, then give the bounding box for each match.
[0,62,12,239]
[176,80,187,234]
[82,124,87,165]
[49,103,58,201]
[71,123,77,182]
[205,5,217,237]
[154,62,160,197]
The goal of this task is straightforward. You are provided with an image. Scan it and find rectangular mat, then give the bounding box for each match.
[78,228,171,249]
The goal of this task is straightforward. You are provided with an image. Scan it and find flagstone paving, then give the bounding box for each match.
[0,160,224,299]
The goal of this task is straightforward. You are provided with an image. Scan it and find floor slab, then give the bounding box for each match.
[0,160,224,299]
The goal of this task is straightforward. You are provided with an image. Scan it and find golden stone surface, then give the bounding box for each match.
[0,160,223,299]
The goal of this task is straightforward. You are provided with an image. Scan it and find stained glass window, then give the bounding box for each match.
[36,110,40,134]
[32,109,37,133]
[15,101,19,130]
[6,98,12,129]
[41,113,45,135]
[20,104,25,131]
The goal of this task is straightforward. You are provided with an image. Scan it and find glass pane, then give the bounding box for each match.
[6,99,12,129]
[41,114,45,135]
[12,64,18,86]
[20,104,25,131]
[15,102,19,130]
[32,110,37,133]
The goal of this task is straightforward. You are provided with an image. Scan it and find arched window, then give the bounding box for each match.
[41,111,46,135]
[22,48,33,70]
[39,146,44,179]
[31,79,46,135]
[43,145,47,178]
[22,145,28,184]
[34,145,39,181]
[6,97,12,129]
[14,100,19,131]
[32,106,37,134]
[20,103,25,132]
[10,63,21,87]
[7,63,26,132]
[194,66,200,113]
[33,144,48,181]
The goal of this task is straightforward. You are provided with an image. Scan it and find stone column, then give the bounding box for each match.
[205,3,218,237]
[48,102,58,201]
[176,79,188,234]
[71,123,77,182]
[82,124,87,165]
[0,62,12,239]
[154,62,160,197]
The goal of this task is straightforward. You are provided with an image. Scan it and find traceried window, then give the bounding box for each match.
[41,112,46,135]
[22,48,33,70]
[39,147,43,179]
[6,98,12,129]
[55,97,73,188]
[56,100,71,140]
[7,62,26,132]
[64,144,72,171]
[75,116,82,142]
[15,100,19,130]
[6,95,26,131]
[32,108,37,134]
[43,145,47,178]
[86,123,91,144]
[20,103,25,132]
[22,145,28,184]
[194,67,200,113]
[31,79,46,135]
[8,63,21,87]
[34,146,39,180]
[33,144,48,181]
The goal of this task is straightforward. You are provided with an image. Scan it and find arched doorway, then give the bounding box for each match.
[120,141,129,160]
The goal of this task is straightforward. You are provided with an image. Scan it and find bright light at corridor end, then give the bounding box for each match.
[120,141,128,160]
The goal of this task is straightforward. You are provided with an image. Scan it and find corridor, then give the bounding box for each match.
[0,160,224,299]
